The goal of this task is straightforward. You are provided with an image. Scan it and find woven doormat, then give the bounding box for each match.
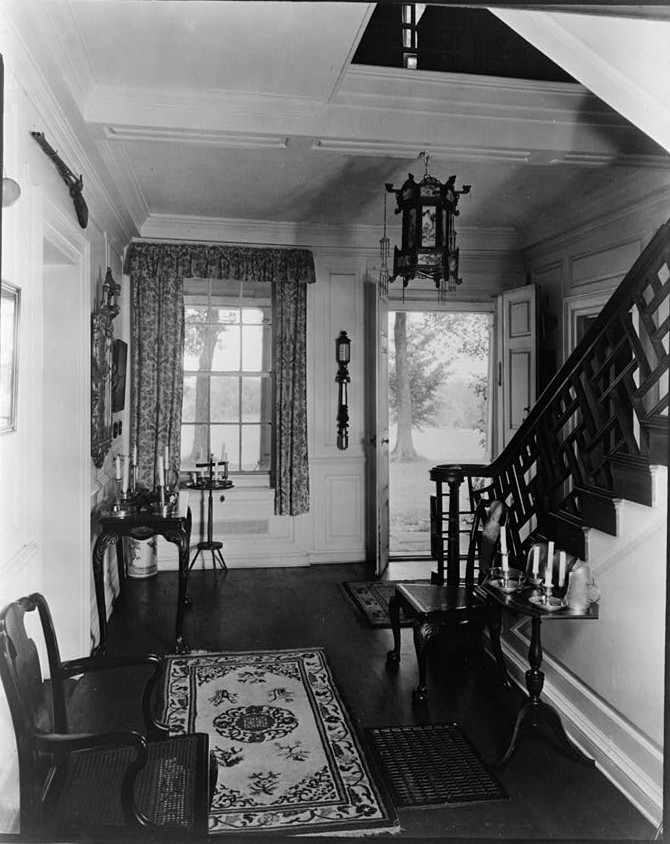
[365,722,508,809]
[342,581,413,627]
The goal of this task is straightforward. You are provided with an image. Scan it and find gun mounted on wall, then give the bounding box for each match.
[31,131,88,229]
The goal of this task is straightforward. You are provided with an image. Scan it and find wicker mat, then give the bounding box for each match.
[162,649,397,836]
[342,581,414,627]
[365,723,508,809]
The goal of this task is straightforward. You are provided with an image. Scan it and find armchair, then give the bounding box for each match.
[0,592,214,838]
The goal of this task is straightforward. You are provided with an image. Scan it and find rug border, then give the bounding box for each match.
[161,647,399,837]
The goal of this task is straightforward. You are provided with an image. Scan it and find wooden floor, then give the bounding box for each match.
[73,562,658,841]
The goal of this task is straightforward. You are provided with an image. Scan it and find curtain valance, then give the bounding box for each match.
[125,241,316,286]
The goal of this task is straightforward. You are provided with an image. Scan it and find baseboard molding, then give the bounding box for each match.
[488,634,663,828]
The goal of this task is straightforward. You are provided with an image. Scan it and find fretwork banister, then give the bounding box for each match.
[431,219,670,569]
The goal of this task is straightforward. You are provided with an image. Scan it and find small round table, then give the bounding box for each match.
[185,479,233,573]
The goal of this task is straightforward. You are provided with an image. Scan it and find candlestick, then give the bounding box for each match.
[532,545,540,576]
[545,541,554,587]
[122,455,129,494]
[558,550,566,587]
[115,454,122,481]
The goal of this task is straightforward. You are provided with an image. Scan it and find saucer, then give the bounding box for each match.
[529,595,566,612]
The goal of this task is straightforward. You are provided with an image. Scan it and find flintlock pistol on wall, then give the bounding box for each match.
[31,130,89,229]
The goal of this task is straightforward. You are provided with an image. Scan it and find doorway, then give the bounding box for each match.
[387,309,492,560]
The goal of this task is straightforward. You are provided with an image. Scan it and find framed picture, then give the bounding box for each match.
[91,308,114,468]
[1,281,20,433]
[112,339,128,413]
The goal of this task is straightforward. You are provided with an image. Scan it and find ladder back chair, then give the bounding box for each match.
[386,500,511,702]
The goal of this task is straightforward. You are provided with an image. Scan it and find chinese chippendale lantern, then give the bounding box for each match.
[385,153,470,299]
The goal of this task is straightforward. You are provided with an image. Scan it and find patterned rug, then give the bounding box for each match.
[162,649,397,836]
[343,581,413,627]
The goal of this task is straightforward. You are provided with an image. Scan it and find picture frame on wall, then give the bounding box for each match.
[1,280,20,434]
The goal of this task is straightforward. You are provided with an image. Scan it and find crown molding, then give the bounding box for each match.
[140,213,519,255]
[313,138,532,163]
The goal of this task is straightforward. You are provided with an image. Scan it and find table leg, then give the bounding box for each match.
[386,591,402,665]
[486,605,511,688]
[165,526,192,654]
[91,532,117,656]
[497,615,594,768]
[115,537,126,601]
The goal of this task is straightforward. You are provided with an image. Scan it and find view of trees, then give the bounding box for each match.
[388,310,489,461]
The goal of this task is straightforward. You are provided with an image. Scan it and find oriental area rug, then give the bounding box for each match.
[162,649,397,836]
[343,581,413,627]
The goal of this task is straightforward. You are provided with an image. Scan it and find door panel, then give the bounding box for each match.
[497,285,537,450]
[364,270,389,576]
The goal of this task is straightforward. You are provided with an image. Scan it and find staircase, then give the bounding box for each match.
[433,218,669,567]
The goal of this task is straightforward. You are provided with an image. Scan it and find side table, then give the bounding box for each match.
[478,580,598,767]
[184,479,234,572]
[92,497,192,655]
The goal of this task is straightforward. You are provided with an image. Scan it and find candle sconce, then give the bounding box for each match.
[335,331,351,450]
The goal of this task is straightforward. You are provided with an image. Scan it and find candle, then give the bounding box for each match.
[532,545,540,576]
[500,528,508,570]
[558,550,566,587]
[158,456,164,487]
[122,455,129,494]
[545,541,554,587]
[133,445,138,466]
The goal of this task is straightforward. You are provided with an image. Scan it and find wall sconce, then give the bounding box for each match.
[101,266,121,318]
[2,175,21,207]
[335,331,351,450]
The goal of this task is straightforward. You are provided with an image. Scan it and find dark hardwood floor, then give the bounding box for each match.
[71,563,658,841]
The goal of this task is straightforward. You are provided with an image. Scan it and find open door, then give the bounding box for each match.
[496,285,537,451]
[365,271,390,577]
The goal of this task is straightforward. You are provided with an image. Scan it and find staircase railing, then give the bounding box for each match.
[431,218,670,576]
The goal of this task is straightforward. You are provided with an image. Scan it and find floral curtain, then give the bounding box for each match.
[126,242,315,515]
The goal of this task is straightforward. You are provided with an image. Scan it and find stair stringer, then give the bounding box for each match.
[488,476,667,828]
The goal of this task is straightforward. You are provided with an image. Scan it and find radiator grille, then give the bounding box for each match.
[212,519,270,536]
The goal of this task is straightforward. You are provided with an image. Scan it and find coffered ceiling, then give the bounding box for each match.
[3,1,669,249]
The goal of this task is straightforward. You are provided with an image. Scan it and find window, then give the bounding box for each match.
[181,278,274,477]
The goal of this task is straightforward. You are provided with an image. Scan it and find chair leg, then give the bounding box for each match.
[412,621,439,703]
[386,592,402,666]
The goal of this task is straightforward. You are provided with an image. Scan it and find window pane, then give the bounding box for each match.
[210,425,239,470]
[211,376,239,422]
[241,425,261,471]
[242,307,264,325]
[241,377,261,421]
[242,326,264,370]
[212,325,240,370]
[215,307,240,325]
[183,375,213,423]
[183,323,211,371]
[181,424,209,467]
[184,305,208,323]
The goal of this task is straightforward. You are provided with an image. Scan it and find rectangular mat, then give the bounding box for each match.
[342,581,413,627]
[162,649,397,836]
[365,722,508,808]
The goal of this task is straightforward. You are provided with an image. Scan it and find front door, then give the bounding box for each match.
[365,271,390,576]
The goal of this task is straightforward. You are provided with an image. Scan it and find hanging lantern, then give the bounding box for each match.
[385,152,470,298]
